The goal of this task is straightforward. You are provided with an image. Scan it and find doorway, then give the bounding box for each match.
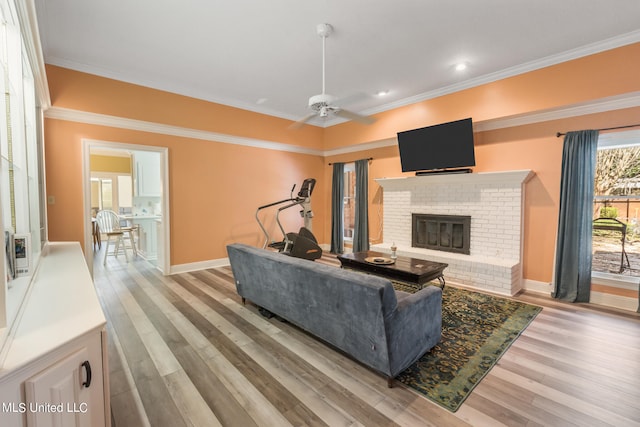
[82,139,170,275]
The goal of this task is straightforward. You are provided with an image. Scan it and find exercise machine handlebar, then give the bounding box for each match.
[255,198,294,248]
[255,179,316,249]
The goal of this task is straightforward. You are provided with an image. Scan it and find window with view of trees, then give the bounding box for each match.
[593,139,640,276]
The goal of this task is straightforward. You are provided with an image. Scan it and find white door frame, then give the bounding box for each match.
[82,139,171,275]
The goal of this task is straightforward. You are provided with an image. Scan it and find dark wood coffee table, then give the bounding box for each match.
[337,251,448,290]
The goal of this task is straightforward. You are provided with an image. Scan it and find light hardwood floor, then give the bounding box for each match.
[93,251,640,427]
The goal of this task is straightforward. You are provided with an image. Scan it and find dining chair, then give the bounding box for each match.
[119,220,138,257]
[96,210,130,265]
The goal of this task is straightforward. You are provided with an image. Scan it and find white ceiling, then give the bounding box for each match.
[34,0,640,127]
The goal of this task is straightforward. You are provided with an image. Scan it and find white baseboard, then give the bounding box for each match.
[167,258,639,312]
[591,273,639,312]
[169,257,230,274]
[523,276,638,312]
[590,291,639,312]
[523,279,552,295]
[591,272,639,289]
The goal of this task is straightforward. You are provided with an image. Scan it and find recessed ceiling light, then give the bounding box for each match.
[454,62,468,72]
[256,98,268,104]
[375,90,389,97]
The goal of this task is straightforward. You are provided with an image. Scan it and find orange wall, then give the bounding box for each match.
[324,107,640,283]
[44,43,640,278]
[323,43,640,284]
[46,65,324,151]
[323,43,640,149]
[44,67,325,265]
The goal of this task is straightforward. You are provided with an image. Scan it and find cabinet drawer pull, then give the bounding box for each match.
[81,361,92,388]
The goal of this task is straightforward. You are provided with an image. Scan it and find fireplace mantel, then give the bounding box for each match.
[375,169,534,188]
[373,169,535,296]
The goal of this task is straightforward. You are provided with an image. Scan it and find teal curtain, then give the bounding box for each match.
[330,162,344,254]
[553,130,599,302]
[353,159,369,252]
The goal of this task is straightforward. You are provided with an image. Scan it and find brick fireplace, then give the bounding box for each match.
[372,170,534,295]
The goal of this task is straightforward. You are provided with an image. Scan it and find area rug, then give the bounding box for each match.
[394,284,542,412]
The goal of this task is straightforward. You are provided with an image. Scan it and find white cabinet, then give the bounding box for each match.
[134,218,158,260]
[0,243,110,427]
[24,333,105,427]
[133,151,161,197]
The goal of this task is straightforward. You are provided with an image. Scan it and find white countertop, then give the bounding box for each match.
[0,242,106,374]
[121,214,162,220]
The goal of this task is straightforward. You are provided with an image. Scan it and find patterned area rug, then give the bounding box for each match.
[394,284,542,412]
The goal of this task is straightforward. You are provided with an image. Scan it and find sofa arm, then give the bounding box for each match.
[386,285,442,377]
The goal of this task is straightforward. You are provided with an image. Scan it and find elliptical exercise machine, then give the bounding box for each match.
[255,178,322,261]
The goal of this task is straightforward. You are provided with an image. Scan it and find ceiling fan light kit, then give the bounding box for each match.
[291,23,376,128]
[308,93,336,111]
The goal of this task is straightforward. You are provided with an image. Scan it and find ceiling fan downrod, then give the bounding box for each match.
[307,23,335,112]
[317,23,333,96]
[291,23,375,128]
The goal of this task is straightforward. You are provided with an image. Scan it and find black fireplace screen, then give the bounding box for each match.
[412,214,471,254]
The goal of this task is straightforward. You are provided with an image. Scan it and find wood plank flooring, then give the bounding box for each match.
[93,252,640,427]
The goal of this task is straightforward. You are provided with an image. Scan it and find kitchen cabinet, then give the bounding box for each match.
[0,243,109,427]
[134,217,159,260]
[133,151,161,197]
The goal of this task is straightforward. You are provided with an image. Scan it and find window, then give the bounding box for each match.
[592,131,640,278]
[0,0,45,335]
[91,174,133,215]
[343,163,355,240]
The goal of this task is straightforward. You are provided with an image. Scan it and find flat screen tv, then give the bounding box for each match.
[397,117,475,173]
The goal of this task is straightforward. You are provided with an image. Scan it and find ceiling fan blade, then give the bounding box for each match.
[289,112,318,129]
[334,108,376,125]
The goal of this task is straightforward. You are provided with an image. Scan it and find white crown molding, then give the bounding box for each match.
[475,91,640,132]
[46,87,640,159]
[324,93,640,157]
[15,0,50,108]
[44,30,640,128]
[323,138,397,157]
[43,56,312,124]
[348,30,640,123]
[44,107,324,156]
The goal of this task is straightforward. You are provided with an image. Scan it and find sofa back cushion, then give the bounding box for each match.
[227,243,397,372]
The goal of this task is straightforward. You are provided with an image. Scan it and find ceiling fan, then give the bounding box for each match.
[291,23,376,129]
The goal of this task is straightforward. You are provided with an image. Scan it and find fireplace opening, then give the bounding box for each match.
[412,214,471,254]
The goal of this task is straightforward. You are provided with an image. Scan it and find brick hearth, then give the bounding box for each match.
[372,170,534,295]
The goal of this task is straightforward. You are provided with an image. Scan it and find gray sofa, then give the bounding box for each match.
[226,243,442,385]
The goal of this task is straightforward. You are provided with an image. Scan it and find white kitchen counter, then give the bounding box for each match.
[120,214,161,220]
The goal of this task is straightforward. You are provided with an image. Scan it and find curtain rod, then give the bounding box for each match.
[556,123,640,138]
[328,157,373,166]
